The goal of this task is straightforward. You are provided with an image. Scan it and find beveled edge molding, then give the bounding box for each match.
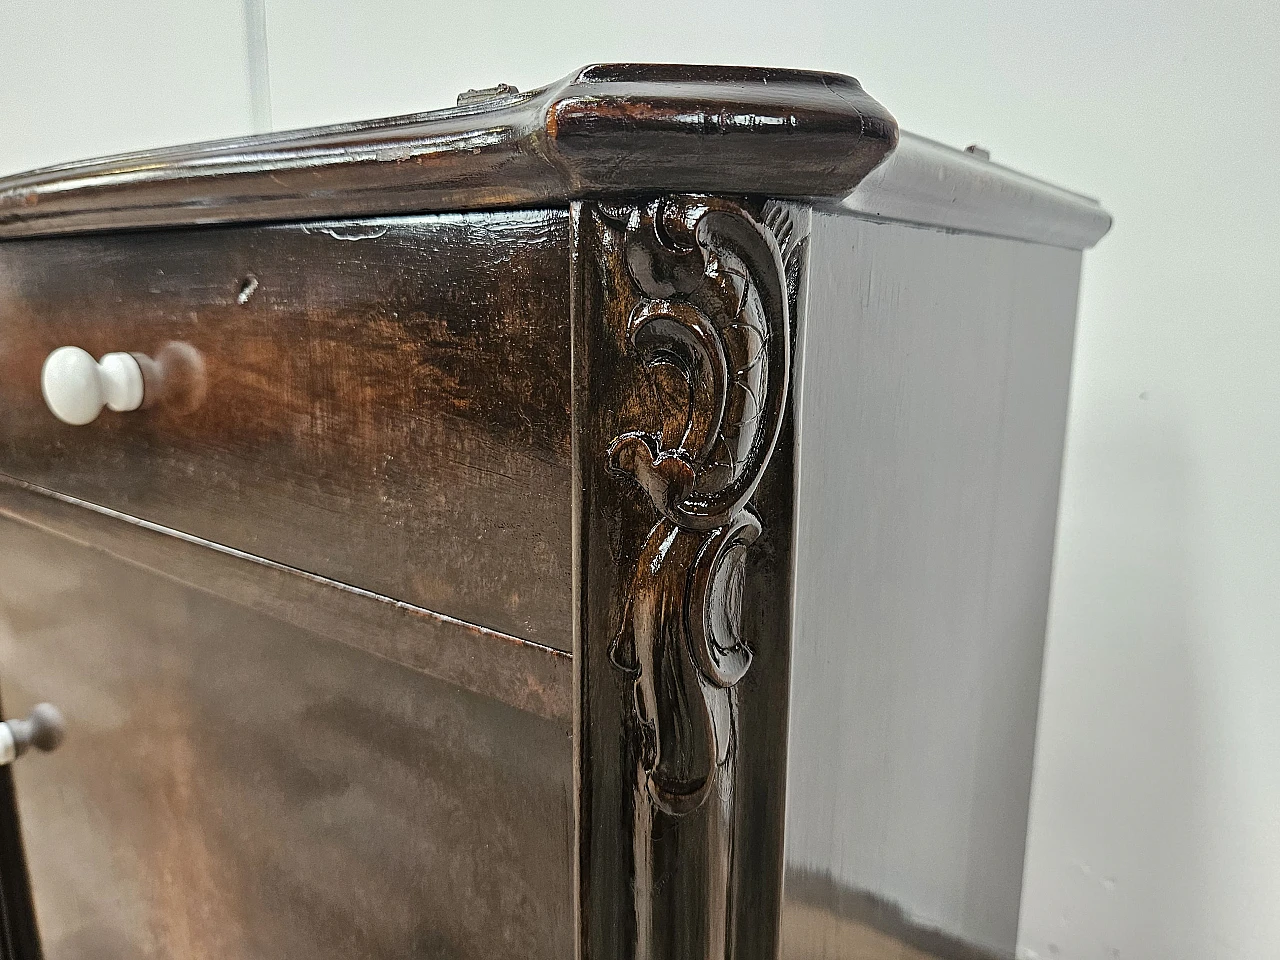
[0,64,897,239]
[841,131,1112,250]
[572,195,807,960]
[0,475,572,724]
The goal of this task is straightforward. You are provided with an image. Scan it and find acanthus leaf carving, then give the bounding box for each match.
[596,194,801,960]
[603,197,791,533]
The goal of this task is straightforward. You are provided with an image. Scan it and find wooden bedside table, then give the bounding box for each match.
[0,64,1108,960]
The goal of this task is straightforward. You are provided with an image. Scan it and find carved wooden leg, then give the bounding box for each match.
[572,197,808,960]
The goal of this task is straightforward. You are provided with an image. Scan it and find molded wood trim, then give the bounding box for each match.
[571,196,805,960]
[0,64,896,239]
[843,132,1112,250]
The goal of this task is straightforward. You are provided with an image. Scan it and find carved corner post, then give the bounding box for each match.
[571,195,809,960]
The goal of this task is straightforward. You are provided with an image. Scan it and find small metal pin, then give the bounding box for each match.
[456,83,519,107]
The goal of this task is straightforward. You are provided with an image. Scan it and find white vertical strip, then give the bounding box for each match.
[242,0,273,133]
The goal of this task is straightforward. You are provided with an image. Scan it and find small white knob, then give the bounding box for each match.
[41,346,145,425]
[0,703,66,766]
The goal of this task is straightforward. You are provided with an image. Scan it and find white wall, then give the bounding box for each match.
[0,0,258,177]
[3,2,1278,957]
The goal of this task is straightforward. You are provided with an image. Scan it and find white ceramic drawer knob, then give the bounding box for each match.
[41,346,146,425]
[0,703,65,766]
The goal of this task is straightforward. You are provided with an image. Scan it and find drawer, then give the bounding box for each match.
[0,516,574,960]
[0,210,573,649]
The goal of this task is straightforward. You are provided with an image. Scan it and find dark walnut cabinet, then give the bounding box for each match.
[0,65,1109,960]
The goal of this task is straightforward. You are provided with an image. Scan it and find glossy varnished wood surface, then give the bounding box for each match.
[0,477,571,723]
[0,518,574,960]
[0,50,1119,960]
[571,197,804,960]
[0,209,574,650]
[0,64,895,239]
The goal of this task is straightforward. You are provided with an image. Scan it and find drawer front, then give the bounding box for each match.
[0,517,574,960]
[0,210,573,649]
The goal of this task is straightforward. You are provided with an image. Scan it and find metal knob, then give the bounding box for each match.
[0,704,66,766]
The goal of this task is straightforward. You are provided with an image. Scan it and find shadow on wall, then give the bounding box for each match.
[1019,403,1209,959]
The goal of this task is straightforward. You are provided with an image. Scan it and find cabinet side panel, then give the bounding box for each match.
[783,213,1082,958]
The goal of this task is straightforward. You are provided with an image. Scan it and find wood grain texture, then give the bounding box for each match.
[0,209,574,650]
[0,64,896,239]
[0,476,571,723]
[0,517,574,960]
[782,211,1083,957]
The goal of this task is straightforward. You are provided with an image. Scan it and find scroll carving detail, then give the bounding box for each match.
[599,196,800,958]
